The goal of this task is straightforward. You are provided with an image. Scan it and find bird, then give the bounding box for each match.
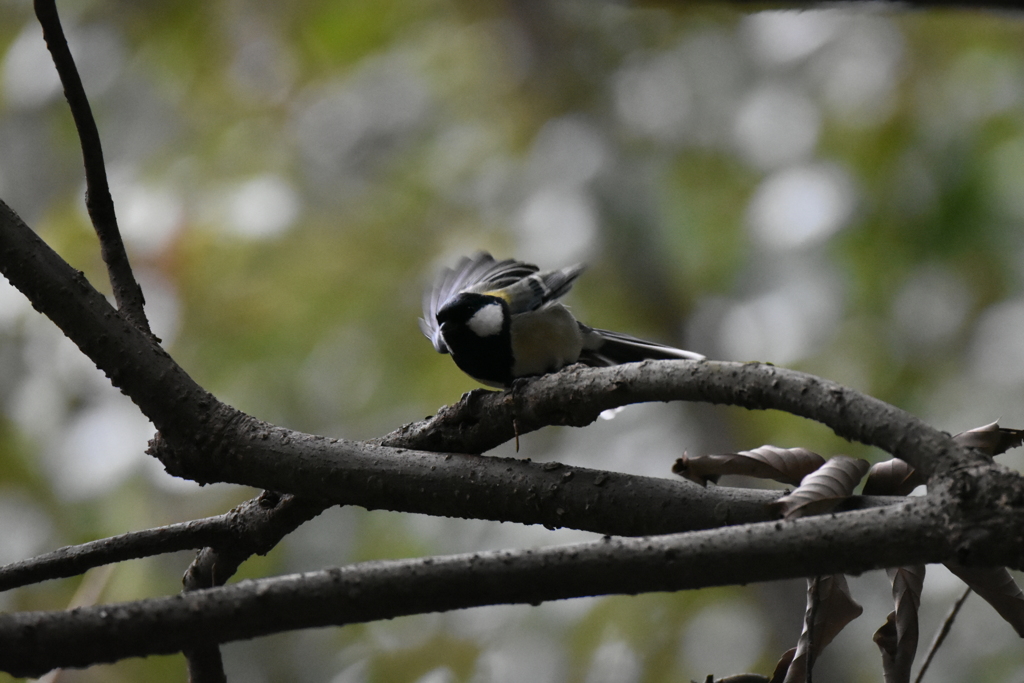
[420,252,704,388]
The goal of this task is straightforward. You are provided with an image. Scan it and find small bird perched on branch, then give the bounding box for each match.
[420,252,704,387]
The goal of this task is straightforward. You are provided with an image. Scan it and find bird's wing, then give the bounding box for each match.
[482,262,587,316]
[420,252,538,352]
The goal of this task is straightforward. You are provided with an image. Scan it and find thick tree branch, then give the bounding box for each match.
[0,195,990,557]
[382,362,986,479]
[32,0,151,334]
[0,500,964,678]
[0,472,903,591]
[0,198,986,487]
[0,199,216,440]
[145,356,988,535]
[152,424,912,537]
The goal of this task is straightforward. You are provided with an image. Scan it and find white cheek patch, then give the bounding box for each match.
[467,302,504,337]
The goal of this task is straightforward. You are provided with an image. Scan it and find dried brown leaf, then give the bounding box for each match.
[772,456,871,520]
[952,421,1024,456]
[672,446,825,487]
[875,608,898,650]
[862,459,926,497]
[888,565,925,622]
[874,565,924,683]
[873,613,901,682]
[945,562,1024,636]
[783,574,863,683]
[768,649,796,683]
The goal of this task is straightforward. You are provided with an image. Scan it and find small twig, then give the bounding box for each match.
[0,513,236,592]
[180,492,324,683]
[184,646,227,683]
[183,550,235,683]
[510,379,524,452]
[33,0,153,336]
[0,492,328,594]
[914,586,971,683]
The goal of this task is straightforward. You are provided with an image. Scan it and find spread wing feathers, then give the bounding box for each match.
[579,326,705,366]
[484,263,586,316]
[420,253,538,352]
[420,252,585,352]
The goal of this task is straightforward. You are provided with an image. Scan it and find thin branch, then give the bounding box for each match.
[0,492,325,593]
[179,494,327,683]
[914,586,971,683]
[2,461,885,592]
[32,0,152,335]
[182,568,228,683]
[182,560,233,683]
[0,518,229,593]
[0,501,951,678]
[183,646,226,683]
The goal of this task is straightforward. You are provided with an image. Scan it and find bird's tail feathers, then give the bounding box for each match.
[579,326,704,366]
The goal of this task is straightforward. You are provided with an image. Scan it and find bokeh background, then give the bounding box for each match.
[3,1,1024,681]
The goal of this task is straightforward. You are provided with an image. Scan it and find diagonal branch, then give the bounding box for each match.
[0,500,956,678]
[32,0,152,335]
[0,199,215,439]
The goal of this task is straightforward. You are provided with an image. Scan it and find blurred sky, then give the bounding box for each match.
[3,2,1024,682]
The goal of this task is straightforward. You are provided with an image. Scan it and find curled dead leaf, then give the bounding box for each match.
[673,446,825,487]
[768,649,795,683]
[863,459,925,497]
[782,574,863,683]
[874,565,924,683]
[952,421,1024,456]
[772,456,871,520]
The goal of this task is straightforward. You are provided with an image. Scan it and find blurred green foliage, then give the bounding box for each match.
[3,1,1024,682]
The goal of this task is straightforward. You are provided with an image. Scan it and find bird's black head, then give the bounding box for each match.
[436,292,514,387]
[437,292,503,330]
